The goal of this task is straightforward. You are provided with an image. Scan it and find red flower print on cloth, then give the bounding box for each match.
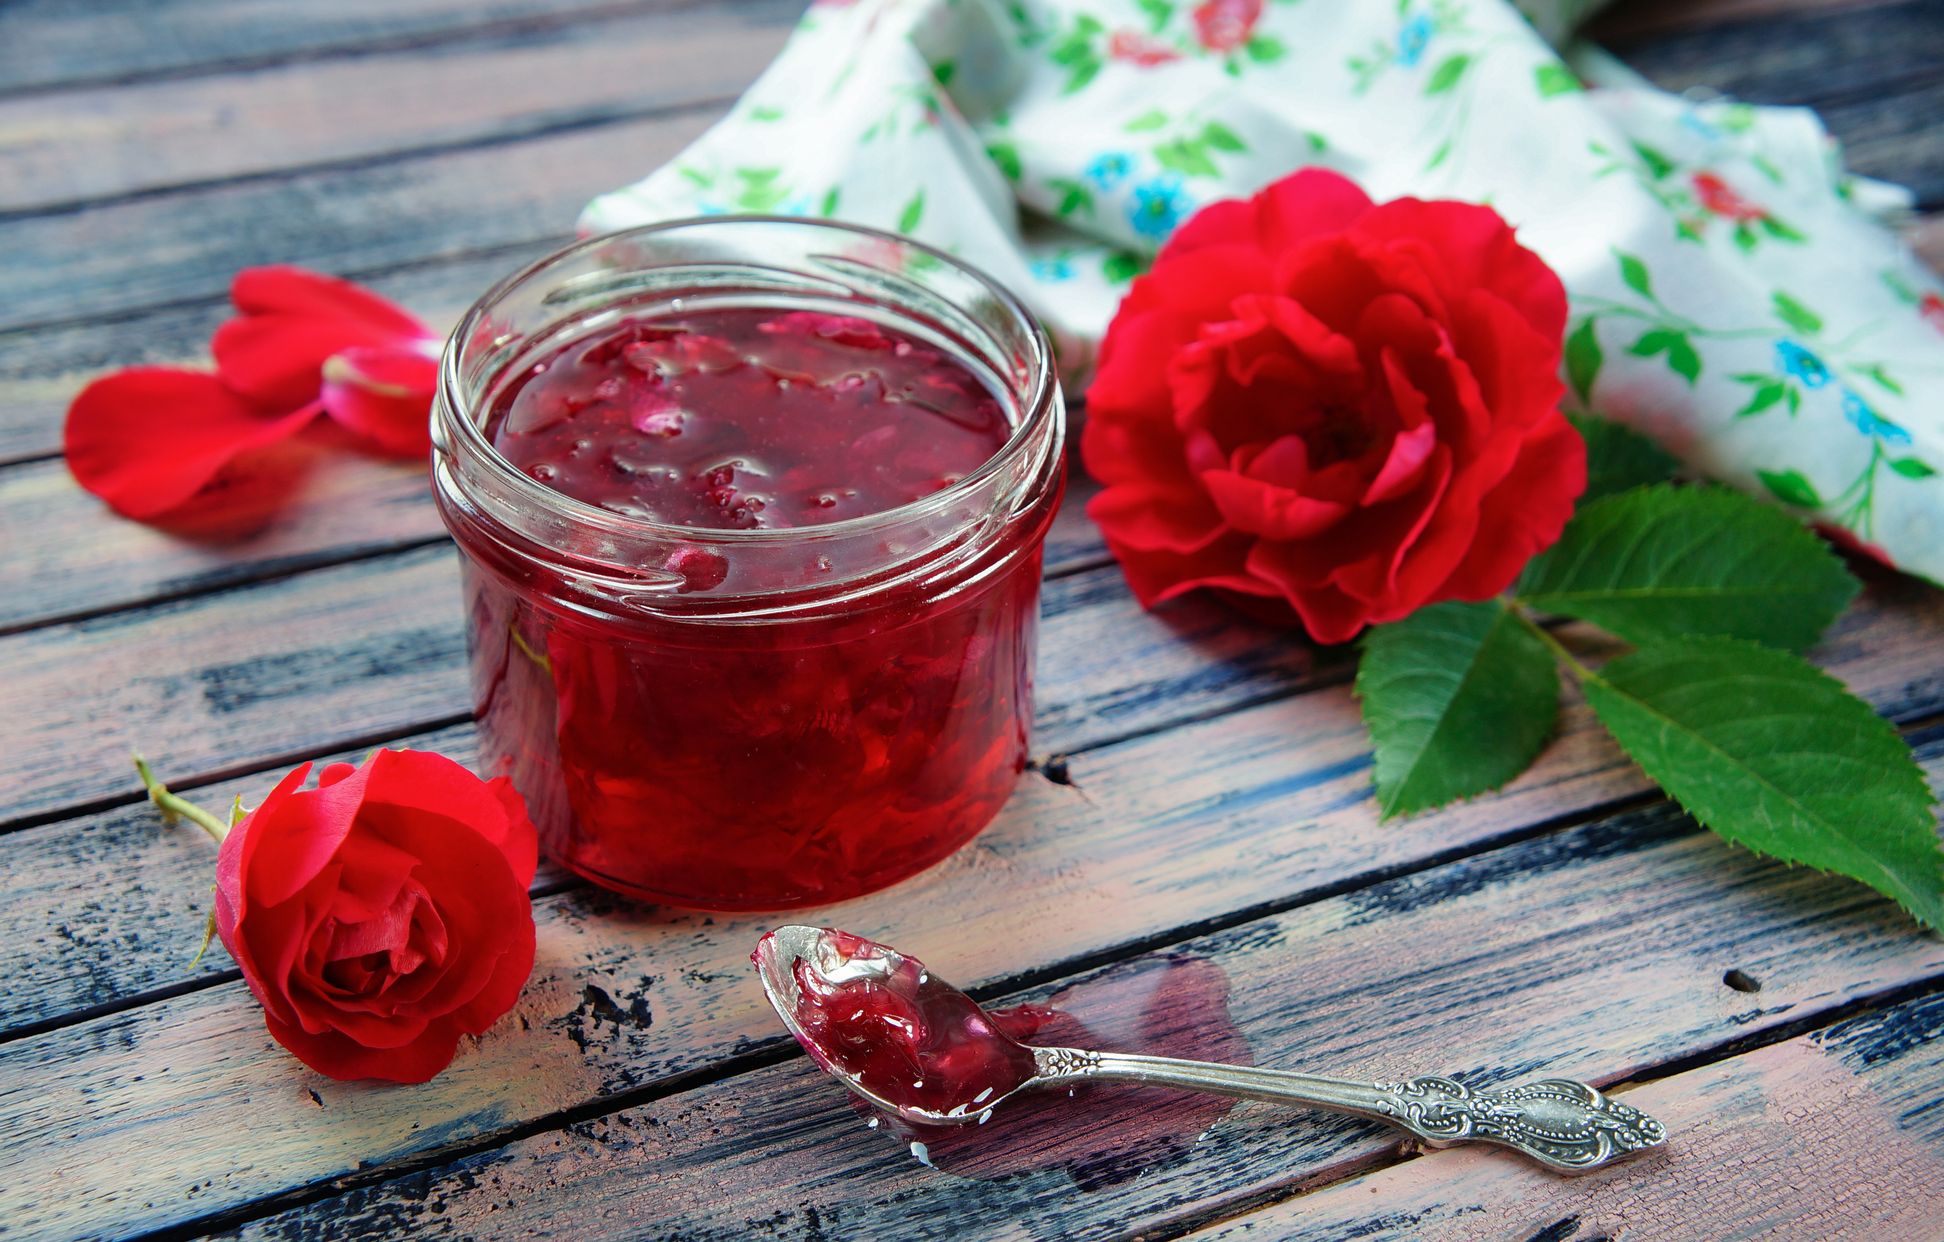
[1109,30,1182,66]
[1192,0,1262,54]
[64,266,440,520]
[1921,292,1944,336]
[1690,172,1764,222]
[1081,168,1585,645]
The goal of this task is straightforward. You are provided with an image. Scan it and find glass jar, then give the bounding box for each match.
[432,219,1065,911]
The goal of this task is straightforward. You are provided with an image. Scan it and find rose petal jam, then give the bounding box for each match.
[769,929,1040,1122]
[455,304,1058,909]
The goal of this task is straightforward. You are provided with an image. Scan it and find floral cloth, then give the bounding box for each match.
[581,0,1944,584]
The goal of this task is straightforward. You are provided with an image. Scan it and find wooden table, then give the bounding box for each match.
[4,1,1942,1238]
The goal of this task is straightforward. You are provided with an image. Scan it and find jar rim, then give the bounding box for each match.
[436,215,1059,548]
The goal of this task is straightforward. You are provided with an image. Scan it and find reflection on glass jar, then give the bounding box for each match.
[433,219,1064,910]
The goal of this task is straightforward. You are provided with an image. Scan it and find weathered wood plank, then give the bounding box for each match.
[0,451,1106,633]
[0,107,713,335]
[1,587,1938,1236]
[1,572,1936,1035]
[0,527,1316,824]
[0,0,705,95]
[1181,992,1944,1241]
[180,749,1944,1242]
[0,452,443,632]
[0,1,798,213]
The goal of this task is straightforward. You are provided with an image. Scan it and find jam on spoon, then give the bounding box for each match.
[753,926,1670,1173]
[753,927,1038,1124]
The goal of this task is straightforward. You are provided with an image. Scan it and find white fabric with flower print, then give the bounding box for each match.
[582,0,1944,584]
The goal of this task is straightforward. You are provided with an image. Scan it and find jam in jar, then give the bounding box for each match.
[432,220,1064,910]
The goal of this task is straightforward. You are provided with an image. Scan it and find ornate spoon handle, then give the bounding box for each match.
[1029,1047,1666,1174]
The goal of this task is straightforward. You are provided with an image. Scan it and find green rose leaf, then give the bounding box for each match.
[1890,457,1939,480]
[1759,215,1805,242]
[1759,468,1822,509]
[898,190,926,235]
[1565,318,1603,404]
[1424,53,1471,95]
[1534,63,1581,97]
[1516,485,1858,652]
[1772,291,1823,335]
[1357,602,1560,819]
[818,186,841,217]
[1582,638,1943,931]
[1616,250,1654,300]
[1570,412,1678,504]
[1201,120,1247,151]
[1125,109,1170,132]
[1138,0,1172,32]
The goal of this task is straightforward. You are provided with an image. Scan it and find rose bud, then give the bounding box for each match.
[138,749,538,1083]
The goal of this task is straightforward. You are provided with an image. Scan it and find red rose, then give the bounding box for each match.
[1690,172,1763,222]
[1081,169,1585,644]
[1109,30,1182,66]
[1192,0,1261,53]
[211,750,538,1082]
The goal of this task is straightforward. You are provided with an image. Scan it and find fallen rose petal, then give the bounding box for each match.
[213,265,440,426]
[319,345,439,456]
[64,368,320,518]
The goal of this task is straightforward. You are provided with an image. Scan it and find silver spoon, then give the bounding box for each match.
[753,925,1666,1174]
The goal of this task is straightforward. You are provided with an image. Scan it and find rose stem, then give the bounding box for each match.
[132,753,233,844]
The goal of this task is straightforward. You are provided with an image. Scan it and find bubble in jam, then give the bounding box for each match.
[485,307,1012,530]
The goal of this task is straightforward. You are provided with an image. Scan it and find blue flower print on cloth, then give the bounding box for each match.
[1775,340,1832,388]
[1086,152,1133,190]
[580,0,1944,585]
[1842,388,1912,447]
[1130,175,1189,239]
[1397,14,1435,67]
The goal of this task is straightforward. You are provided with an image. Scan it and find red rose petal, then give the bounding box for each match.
[1203,468,1350,539]
[263,1009,463,1084]
[64,369,320,519]
[1436,410,1586,599]
[319,345,438,456]
[230,265,427,338]
[1087,481,1229,554]
[1169,168,1372,259]
[359,749,539,886]
[1110,530,1272,609]
[1353,198,1566,342]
